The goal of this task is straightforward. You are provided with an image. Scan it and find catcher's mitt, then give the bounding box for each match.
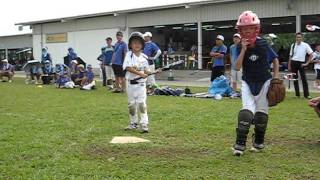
[267,78,286,107]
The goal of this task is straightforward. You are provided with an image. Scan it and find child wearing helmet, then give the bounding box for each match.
[232,11,280,156]
[123,32,153,133]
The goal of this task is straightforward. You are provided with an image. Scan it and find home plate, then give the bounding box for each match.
[110,136,150,144]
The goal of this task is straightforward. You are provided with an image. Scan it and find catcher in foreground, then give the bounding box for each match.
[232,10,284,156]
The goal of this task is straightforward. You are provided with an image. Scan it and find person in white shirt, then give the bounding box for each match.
[123,32,156,133]
[312,44,320,89]
[288,32,313,99]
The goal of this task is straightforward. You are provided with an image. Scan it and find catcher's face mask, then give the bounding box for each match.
[238,25,259,45]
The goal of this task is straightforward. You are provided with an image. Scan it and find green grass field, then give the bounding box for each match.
[1,79,320,179]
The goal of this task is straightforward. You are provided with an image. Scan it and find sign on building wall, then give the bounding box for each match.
[46,33,68,43]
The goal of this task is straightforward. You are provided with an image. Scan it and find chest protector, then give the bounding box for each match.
[242,38,272,96]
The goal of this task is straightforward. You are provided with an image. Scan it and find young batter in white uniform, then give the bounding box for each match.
[123,32,152,133]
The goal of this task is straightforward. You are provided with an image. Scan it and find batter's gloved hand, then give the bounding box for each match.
[267,78,286,107]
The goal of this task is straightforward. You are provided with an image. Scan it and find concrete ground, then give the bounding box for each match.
[13,70,320,92]
[155,69,319,93]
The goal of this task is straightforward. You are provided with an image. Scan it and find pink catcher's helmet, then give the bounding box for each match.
[236,11,261,45]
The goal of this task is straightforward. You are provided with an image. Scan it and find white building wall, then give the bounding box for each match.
[33,28,121,68]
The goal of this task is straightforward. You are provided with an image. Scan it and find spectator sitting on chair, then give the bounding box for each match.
[0,59,14,83]
[188,44,198,68]
[80,64,96,90]
[41,60,54,84]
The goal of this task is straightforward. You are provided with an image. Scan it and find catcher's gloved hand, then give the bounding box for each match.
[267,78,286,107]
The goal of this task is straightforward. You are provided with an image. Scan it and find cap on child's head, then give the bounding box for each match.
[87,64,92,69]
[45,60,50,64]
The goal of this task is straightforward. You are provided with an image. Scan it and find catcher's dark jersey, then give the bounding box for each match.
[241,38,278,83]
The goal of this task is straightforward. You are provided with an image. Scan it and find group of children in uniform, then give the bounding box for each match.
[54,62,96,90]
[22,47,96,90]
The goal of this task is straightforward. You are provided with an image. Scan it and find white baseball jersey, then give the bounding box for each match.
[123,51,150,83]
[123,51,150,125]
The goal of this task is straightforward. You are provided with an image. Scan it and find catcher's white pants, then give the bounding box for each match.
[241,80,271,114]
[147,64,156,86]
[127,82,148,125]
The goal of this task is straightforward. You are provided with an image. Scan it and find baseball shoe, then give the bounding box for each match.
[250,143,265,152]
[305,96,312,100]
[232,144,245,156]
[107,85,113,90]
[140,124,149,133]
[112,88,122,93]
[8,80,12,83]
[124,123,138,131]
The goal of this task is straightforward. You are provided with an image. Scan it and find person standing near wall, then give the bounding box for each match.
[41,47,52,64]
[288,32,313,99]
[66,47,78,68]
[41,47,52,75]
[229,33,242,91]
[312,45,320,90]
[143,32,162,86]
[209,35,227,82]
[104,37,115,90]
[112,31,128,93]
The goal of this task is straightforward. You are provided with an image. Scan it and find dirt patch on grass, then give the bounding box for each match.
[268,138,320,146]
[85,144,214,160]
